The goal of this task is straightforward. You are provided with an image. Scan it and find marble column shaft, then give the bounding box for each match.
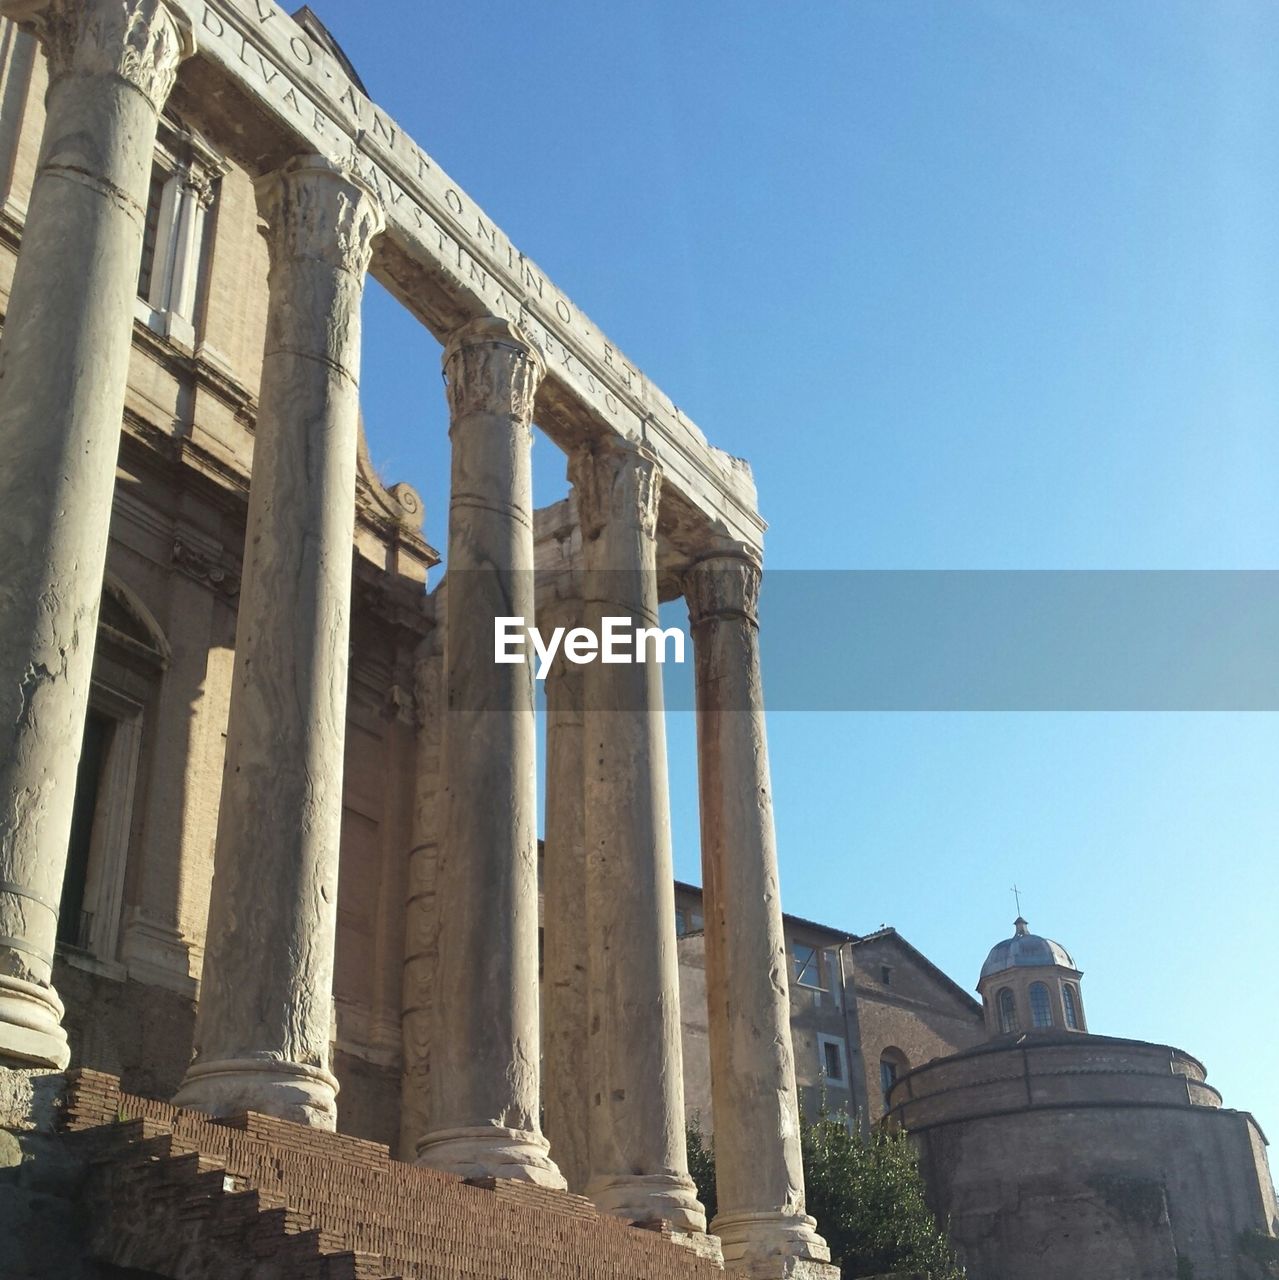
[685,552,835,1278]
[571,439,707,1235]
[540,596,590,1194]
[416,316,563,1187]
[173,156,383,1129]
[0,0,188,1070]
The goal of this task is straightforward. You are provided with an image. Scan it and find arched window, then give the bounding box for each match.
[879,1047,910,1110]
[1029,981,1054,1028]
[997,987,1019,1034]
[1063,982,1081,1030]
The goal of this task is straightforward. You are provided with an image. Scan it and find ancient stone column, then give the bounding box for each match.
[415,317,563,1187]
[0,0,189,1072]
[571,439,708,1238]
[172,157,384,1129]
[685,551,836,1278]
[540,595,590,1193]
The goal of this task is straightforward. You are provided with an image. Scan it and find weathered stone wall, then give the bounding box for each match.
[891,1036,1279,1280]
[915,1105,1276,1280]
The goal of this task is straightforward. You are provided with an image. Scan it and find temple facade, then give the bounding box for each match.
[0,2,839,1276]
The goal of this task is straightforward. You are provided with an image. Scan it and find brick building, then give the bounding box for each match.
[673,883,986,1133]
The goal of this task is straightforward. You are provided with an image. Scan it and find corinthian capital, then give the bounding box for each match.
[442,315,544,426]
[256,156,385,277]
[4,0,192,111]
[684,549,763,628]
[569,437,662,543]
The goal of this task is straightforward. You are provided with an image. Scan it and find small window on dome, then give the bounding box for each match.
[1063,982,1081,1030]
[1030,982,1054,1028]
[997,987,1019,1034]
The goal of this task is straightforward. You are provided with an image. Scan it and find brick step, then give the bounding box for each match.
[84,1143,386,1280]
[61,1070,724,1280]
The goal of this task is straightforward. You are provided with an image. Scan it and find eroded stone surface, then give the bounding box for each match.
[541,597,591,1195]
[571,439,708,1240]
[686,554,833,1275]
[173,156,383,1129]
[415,317,563,1189]
[0,0,188,1070]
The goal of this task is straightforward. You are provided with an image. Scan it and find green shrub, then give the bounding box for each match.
[687,1109,964,1279]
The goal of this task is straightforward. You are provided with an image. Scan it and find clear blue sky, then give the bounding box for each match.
[321,2,1279,1142]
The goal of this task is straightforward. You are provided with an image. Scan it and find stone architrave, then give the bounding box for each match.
[540,594,590,1193]
[570,439,710,1240]
[0,0,189,1072]
[173,156,384,1129]
[415,317,564,1188]
[685,551,836,1279]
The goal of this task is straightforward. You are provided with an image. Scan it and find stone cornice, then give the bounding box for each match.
[176,0,764,555]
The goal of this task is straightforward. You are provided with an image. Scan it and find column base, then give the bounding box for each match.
[711,1209,838,1278]
[589,1171,709,1235]
[172,1055,338,1129]
[415,1124,566,1188]
[636,1222,724,1264]
[0,973,70,1071]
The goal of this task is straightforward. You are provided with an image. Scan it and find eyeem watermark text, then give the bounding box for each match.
[495,617,686,679]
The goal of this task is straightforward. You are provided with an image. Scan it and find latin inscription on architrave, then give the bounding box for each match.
[183,0,762,548]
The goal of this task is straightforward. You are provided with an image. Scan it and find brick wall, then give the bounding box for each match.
[63,1070,727,1280]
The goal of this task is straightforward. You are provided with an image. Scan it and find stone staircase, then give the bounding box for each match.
[61,1070,724,1280]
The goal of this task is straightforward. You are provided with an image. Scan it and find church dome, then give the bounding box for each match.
[980,917,1076,981]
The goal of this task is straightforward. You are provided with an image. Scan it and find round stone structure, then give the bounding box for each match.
[887,1031,1278,1280]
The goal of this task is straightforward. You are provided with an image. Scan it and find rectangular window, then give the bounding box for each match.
[136,167,167,302]
[675,908,704,938]
[793,943,821,988]
[58,710,112,947]
[56,680,145,969]
[818,1034,847,1086]
[135,124,225,349]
